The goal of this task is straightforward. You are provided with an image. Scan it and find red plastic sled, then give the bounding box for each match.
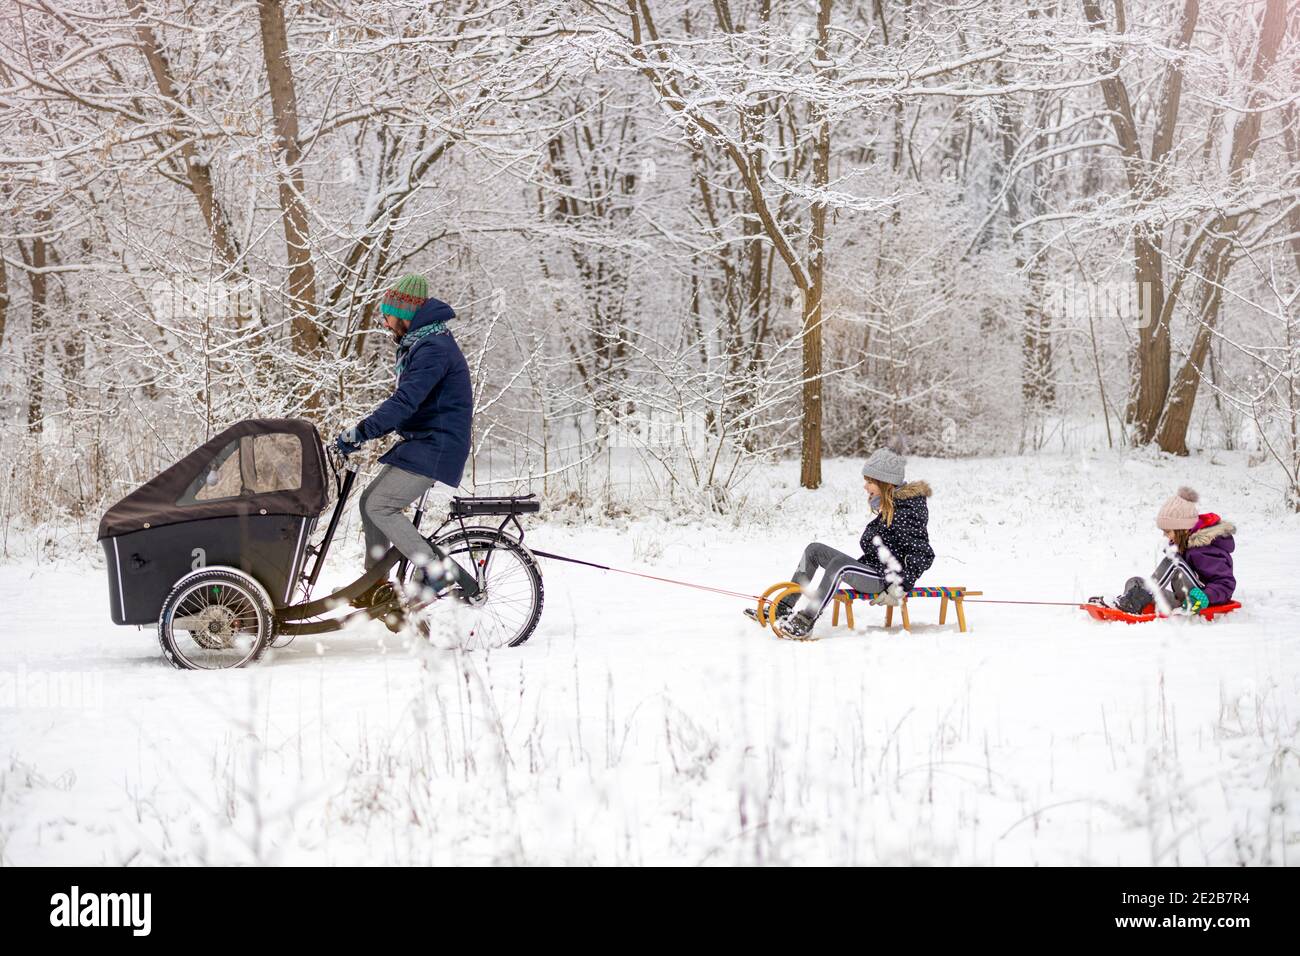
[1080,600,1242,624]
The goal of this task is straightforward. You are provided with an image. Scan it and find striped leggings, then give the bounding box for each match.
[791,542,885,617]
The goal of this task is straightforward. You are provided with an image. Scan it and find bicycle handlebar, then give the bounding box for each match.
[326,441,361,473]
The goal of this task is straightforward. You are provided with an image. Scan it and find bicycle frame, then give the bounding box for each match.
[275,456,531,634]
[303,460,359,595]
[277,458,412,629]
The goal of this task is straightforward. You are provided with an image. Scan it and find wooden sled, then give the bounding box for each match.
[754,582,982,640]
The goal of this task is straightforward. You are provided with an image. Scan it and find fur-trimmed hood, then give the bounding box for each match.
[1188,519,1235,549]
[894,480,932,501]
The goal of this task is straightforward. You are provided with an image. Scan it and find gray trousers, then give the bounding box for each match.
[792,542,884,616]
[1119,554,1200,613]
[358,464,449,572]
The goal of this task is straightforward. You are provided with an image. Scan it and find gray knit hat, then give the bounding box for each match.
[862,437,906,485]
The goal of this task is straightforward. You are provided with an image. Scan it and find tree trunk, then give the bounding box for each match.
[625,0,832,486]
[1132,0,1197,441]
[1275,104,1300,507]
[1082,0,1197,443]
[801,0,833,489]
[800,289,824,488]
[0,236,7,352]
[1130,233,1167,438]
[129,0,244,270]
[256,0,321,359]
[1154,237,1231,454]
[1155,0,1286,454]
[1021,271,1054,409]
[737,199,769,450]
[993,76,1054,414]
[59,239,91,411]
[1282,103,1300,277]
[25,210,50,435]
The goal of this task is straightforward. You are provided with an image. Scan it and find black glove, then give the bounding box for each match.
[334,426,362,457]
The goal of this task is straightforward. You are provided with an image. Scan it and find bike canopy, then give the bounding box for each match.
[98,418,330,539]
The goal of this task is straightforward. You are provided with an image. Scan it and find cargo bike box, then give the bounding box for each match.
[98,418,543,669]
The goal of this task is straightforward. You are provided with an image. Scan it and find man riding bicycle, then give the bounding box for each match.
[334,274,475,605]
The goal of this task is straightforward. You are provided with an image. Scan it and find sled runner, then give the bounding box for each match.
[1079,600,1242,624]
[753,581,981,639]
[98,418,544,670]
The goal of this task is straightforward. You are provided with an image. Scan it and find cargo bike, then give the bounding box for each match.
[98,418,543,669]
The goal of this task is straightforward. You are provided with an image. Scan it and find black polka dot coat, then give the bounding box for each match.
[857,480,935,592]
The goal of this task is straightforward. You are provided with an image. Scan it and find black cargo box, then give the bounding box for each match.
[98,419,329,625]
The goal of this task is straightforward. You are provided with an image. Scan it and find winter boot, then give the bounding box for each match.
[744,592,799,622]
[1114,578,1153,615]
[411,556,483,604]
[779,611,816,639]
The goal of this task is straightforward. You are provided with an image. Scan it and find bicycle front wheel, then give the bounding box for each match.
[158,567,274,670]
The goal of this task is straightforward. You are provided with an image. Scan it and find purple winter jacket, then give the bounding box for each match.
[1184,520,1237,605]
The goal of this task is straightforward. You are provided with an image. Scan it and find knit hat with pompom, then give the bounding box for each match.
[1156,486,1200,530]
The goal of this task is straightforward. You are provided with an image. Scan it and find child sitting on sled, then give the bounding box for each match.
[746,438,935,638]
[1091,487,1236,615]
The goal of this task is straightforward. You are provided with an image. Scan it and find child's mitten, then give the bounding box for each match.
[1183,587,1209,612]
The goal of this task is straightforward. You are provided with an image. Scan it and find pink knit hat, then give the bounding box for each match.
[1156,486,1200,530]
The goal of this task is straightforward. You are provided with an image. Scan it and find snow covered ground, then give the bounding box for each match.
[2,451,1297,865]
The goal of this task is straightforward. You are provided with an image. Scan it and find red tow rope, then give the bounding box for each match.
[530,549,1085,608]
[529,549,765,602]
[964,599,1085,607]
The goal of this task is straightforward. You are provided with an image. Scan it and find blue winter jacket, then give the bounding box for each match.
[356,298,473,486]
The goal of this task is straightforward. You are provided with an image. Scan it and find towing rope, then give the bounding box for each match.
[963,599,1084,607]
[529,548,1084,609]
[529,549,766,602]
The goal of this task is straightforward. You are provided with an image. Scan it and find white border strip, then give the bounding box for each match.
[112,536,127,621]
[285,516,308,604]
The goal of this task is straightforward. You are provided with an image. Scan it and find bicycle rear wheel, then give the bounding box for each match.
[413,528,543,649]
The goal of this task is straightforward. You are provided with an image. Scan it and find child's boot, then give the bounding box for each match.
[1114,577,1153,614]
[779,610,816,638]
[743,592,798,622]
[771,590,818,637]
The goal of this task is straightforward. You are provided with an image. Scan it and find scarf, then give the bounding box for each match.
[395,321,449,378]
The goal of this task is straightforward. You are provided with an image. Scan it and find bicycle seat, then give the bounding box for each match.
[449,494,541,517]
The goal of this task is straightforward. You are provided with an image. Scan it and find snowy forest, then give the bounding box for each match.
[1,0,1298,533]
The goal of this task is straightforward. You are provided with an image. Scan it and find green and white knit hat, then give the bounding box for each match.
[380,274,428,324]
